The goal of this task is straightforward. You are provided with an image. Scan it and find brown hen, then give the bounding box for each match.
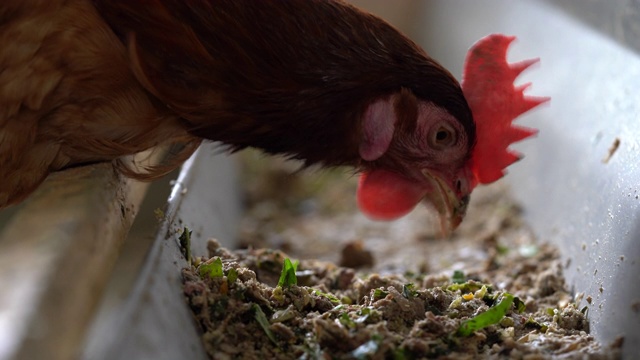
[2,0,480,230]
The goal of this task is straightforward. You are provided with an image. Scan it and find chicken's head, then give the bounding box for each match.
[356,34,549,235]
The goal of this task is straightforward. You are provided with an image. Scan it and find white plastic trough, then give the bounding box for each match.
[0,1,637,359]
[420,2,639,358]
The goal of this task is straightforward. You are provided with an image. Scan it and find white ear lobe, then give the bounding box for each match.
[359,97,396,161]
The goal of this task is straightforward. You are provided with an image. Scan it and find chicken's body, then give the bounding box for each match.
[2,0,480,230]
[1,0,191,206]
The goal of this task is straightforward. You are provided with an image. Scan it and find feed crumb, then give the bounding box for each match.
[602,137,620,164]
[339,240,374,269]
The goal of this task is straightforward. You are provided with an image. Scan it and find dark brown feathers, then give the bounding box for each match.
[94,0,473,168]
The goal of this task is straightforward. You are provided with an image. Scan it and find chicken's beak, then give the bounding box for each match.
[421,170,470,237]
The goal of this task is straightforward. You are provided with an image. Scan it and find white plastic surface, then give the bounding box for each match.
[82,143,240,360]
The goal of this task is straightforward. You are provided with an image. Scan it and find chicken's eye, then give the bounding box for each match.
[429,124,457,149]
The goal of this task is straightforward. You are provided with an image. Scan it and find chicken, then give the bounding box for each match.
[0,1,546,233]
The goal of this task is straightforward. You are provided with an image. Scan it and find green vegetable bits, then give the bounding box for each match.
[457,293,515,337]
[277,258,299,288]
[198,257,224,278]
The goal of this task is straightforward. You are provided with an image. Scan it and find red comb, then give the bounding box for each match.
[461,34,550,187]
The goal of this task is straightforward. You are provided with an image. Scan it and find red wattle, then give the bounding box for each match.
[357,170,426,221]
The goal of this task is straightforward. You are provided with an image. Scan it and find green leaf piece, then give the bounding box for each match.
[402,283,418,299]
[178,227,192,266]
[525,316,543,329]
[339,312,356,329]
[312,289,340,304]
[199,257,224,279]
[457,293,514,336]
[393,348,413,360]
[226,267,238,283]
[253,304,277,345]
[447,283,486,294]
[513,296,526,313]
[452,270,466,284]
[373,289,388,300]
[496,244,510,255]
[277,258,298,288]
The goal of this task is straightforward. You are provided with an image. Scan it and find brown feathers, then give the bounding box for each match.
[2,0,473,211]
[95,0,472,168]
[0,0,193,207]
